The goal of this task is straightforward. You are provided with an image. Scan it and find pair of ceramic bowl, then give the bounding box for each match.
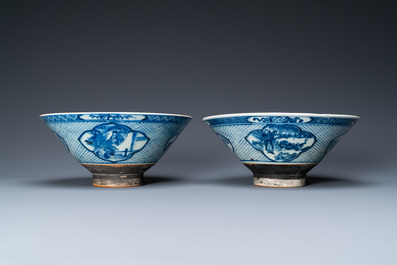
[40,112,359,188]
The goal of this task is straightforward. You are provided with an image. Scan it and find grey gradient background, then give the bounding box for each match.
[1,1,396,264]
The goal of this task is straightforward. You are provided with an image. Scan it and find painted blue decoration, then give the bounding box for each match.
[41,113,190,124]
[326,134,345,154]
[54,132,70,152]
[217,134,234,152]
[79,114,147,121]
[246,124,316,162]
[205,114,358,127]
[40,112,192,165]
[203,113,359,164]
[164,135,178,152]
[79,122,149,162]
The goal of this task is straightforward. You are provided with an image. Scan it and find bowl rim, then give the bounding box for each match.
[40,112,193,118]
[203,112,360,121]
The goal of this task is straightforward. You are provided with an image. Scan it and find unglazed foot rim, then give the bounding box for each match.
[93,173,143,188]
[253,176,306,188]
[81,163,155,187]
[244,163,317,188]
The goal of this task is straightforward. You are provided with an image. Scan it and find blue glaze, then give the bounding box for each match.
[41,112,192,164]
[203,113,359,164]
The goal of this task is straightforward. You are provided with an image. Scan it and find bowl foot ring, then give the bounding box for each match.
[93,173,143,187]
[244,163,318,188]
[81,163,155,188]
[253,175,305,188]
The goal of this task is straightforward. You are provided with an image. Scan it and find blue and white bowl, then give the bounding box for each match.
[203,113,359,187]
[40,112,192,187]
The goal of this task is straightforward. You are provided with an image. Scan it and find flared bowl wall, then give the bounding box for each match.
[41,112,192,187]
[203,113,359,187]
